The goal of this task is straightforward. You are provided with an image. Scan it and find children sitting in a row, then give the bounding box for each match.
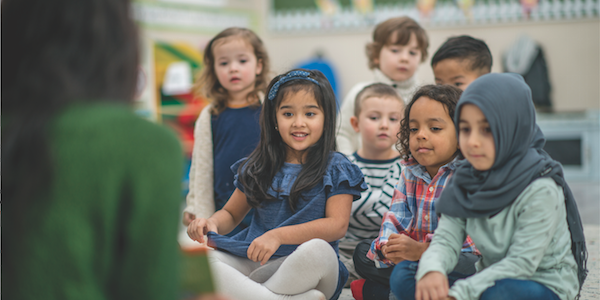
[185,16,587,300]
[415,73,586,300]
[348,22,495,300]
[353,85,479,300]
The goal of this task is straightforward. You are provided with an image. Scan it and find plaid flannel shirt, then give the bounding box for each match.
[367,157,478,268]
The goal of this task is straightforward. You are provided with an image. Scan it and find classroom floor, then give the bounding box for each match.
[338,180,600,300]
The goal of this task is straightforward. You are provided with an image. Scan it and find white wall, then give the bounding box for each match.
[257,4,599,112]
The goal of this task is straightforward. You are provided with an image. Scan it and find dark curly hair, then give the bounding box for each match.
[397,84,462,160]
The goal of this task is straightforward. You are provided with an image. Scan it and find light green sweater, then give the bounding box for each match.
[416,178,579,300]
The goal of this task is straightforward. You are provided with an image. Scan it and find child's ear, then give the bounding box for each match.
[256,59,263,76]
[350,116,360,133]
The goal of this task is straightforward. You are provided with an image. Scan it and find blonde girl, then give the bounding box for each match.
[188,69,367,300]
[183,28,270,233]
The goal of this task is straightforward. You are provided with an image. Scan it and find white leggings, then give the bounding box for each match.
[208,238,340,300]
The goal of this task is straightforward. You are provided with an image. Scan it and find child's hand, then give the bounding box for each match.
[183,212,196,226]
[187,218,218,244]
[247,231,282,265]
[415,271,449,300]
[382,233,428,263]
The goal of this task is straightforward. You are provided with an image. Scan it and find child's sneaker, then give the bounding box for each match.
[350,279,365,300]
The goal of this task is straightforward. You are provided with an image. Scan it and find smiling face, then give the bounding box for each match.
[376,33,422,82]
[408,96,458,177]
[433,58,482,91]
[213,37,262,102]
[458,104,496,171]
[351,96,403,160]
[276,89,325,164]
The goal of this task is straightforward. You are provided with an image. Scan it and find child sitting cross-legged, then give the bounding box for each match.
[338,83,405,286]
[187,69,368,300]
[352,85,480,300]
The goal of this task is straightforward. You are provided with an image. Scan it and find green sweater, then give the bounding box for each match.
[4,104,184,300]
[416,178,579,300]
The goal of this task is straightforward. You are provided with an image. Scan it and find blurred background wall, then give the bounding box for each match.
[266,21,599,112]
[252,0,599,112]
[135,0,599,113]
[134,0,599,184]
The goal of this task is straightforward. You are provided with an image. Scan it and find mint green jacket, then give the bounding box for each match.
[416,178,579,300]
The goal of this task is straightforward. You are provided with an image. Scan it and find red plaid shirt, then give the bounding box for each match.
[367,158,478,267]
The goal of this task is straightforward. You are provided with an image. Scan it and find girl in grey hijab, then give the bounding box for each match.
[412,73,587,300]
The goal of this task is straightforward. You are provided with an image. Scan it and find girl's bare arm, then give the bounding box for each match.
[187,188,251,242]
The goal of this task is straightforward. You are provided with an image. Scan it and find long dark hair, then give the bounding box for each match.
[195,27,271,115]
[2,0,140,204]
[397,84,462,160]
[238,69,337,210]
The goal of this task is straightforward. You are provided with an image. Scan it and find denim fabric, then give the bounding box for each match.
[480,279,560,300]
[390,253,479,300]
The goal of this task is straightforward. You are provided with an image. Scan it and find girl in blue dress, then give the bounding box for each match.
[188,69,368,300]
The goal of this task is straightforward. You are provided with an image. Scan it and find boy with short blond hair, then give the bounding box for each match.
[339,83,404,288]
[337,16,429,156]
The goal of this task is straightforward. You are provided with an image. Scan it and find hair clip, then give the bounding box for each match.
[267,70,319,101]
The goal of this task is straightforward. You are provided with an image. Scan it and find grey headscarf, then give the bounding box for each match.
[436,73,587,295]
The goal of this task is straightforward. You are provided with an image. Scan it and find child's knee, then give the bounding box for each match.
[289,239,337,270]
[390,261,419,297]
[299,238,333,254]
[480,279,555,300]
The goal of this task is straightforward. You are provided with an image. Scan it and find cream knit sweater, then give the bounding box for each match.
[184,104,215,219]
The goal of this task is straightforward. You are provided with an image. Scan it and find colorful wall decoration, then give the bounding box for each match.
[154,41,208,157]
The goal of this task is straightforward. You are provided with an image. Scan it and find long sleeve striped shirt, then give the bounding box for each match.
[367,157,478,268]
[339,152,402,250]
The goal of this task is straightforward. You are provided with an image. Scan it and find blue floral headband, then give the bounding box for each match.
[267,70,319,101]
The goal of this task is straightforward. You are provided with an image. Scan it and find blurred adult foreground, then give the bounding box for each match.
[2,0,188,299]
